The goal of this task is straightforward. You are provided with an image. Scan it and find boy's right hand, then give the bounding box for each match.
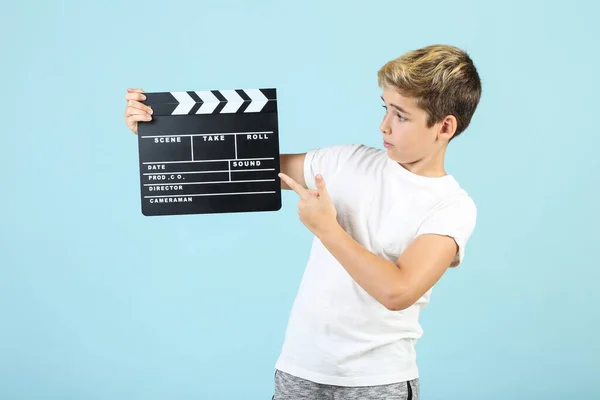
[124,88,153,134]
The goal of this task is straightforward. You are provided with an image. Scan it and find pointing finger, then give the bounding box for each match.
[279,173,309,199]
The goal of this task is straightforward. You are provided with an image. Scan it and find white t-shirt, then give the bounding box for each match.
[275,143,477,387]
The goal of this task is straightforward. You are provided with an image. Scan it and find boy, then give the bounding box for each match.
[124,44,482,400]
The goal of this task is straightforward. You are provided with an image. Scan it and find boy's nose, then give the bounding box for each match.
[380,119,391,135]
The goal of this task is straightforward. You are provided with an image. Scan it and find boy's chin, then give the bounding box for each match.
[385,149,412,165]
[385,148,400,161]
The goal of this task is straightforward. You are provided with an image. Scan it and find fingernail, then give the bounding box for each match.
[148,107,153,114]
[316,174,322,179]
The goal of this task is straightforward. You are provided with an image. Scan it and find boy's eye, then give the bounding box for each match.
[382,105,406,121]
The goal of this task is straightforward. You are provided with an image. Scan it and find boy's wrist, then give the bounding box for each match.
[316,220,345,243]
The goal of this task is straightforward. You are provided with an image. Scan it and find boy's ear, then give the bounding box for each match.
[438,115,458,141]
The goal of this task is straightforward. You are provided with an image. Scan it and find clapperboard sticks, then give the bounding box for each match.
[145,89,278,115]
[137,88,281,216]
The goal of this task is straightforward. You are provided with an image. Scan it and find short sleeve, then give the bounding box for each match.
[416,194,478,267]
[303,144,362,190]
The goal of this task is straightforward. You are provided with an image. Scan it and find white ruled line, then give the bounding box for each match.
[228,161,231,181]
[144,191,276,199]
[191,136,194,160]
[143,168,276,176]
[143,157,274,165]
[142,131,273,139]
[144,179,276,186]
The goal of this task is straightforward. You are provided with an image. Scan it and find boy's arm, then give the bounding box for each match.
[319,227,457,310]
[279,153,307,190]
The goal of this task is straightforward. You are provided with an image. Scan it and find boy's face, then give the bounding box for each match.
[380,86,448,164]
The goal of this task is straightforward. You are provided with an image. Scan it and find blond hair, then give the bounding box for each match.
[377,44,482,139]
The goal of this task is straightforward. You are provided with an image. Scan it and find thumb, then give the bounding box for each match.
[315,174,328,192]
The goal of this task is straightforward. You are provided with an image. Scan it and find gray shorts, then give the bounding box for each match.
[273,370,419,400]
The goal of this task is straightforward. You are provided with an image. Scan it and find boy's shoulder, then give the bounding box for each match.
[307,143,380,159]
[304,143,384,178]
[312,143,386,168]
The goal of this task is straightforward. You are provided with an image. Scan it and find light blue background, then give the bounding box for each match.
[2,0,599,399]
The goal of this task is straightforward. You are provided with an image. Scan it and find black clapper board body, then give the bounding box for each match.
[137,88,281,216]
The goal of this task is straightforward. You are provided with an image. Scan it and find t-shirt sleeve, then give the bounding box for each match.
[303,144,362,190]
[416,194,478,267]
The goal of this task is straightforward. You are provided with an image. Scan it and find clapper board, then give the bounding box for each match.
[137,88,281,216]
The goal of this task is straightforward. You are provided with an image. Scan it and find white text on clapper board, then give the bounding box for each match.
[141,131,276,203]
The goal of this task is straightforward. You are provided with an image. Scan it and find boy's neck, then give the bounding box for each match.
[398,146,448,178]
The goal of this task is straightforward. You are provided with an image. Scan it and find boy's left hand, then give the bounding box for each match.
[278,173,338,237]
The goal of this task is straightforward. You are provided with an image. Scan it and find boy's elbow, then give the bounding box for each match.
[381,285,414,311]
[383,298,411,311]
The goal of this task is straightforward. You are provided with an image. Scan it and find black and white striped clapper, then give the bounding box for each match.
[137,88,281,216]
